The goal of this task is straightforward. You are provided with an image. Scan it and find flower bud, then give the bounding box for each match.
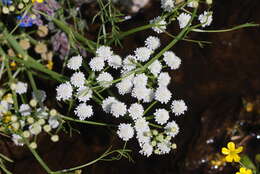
[51,135,59,142]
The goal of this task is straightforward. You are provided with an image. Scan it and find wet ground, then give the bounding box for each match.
[1,0,260,173]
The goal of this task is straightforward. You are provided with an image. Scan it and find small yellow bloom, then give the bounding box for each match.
[221,142,243,162]
[46,60,53,70]
[32,0,44,3]
[236,167,252,174]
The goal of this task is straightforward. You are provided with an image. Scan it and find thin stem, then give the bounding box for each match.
[144,101,157,115]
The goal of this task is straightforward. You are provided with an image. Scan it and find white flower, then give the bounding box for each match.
[171,100,187,116]
[148,60,162,77]
[117,123,134,141]
[74,103,93,120]
[110,101,127,117]
[133,73,148,87]
[158,72,171,87]
[89,57,105,71]
[32,90,46,102]
[131,86,150,101]
[142,88,154,103]
[15,82,27,94]
[102,97,117,113]
[97,72,113,88]
[177,13,191,29]
[134,117,149,133]
[0,101,10,116]
[70,72,86,88]
[187,0,199,8]
[136,130,151,145]
[108,55,122,69]
[150,16,167,33]
[19,104,31,116]
[165,121,179,137]
[198,11,213,28]
[12,134,24,146]
[67,55,83,70]
[145,36,161,50]
[116,79,133,95]
[56,82,73,101]
[139,143,153,157]
[134,47,152,62]
[29,123,42,135]
[163,51,181,70]
[161,0,174,12]
[77,86,92,102]
[155,87,172,104]
[154,108,169,125]
[157,142,171,154]
[48,116,60,129]
[128,103,144,120]
[96,46,113,60]
[122,55,137,72]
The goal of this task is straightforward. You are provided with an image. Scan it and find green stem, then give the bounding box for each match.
[144,101,157,115]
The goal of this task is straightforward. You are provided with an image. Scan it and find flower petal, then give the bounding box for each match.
[240,167,246,173]
[236,172,241,174]
[234,154,241,162]
[225,155,233,162]
[221,147,230,155]
[227,142,235,150]
[246,169,252,174]
[235,146,243,153]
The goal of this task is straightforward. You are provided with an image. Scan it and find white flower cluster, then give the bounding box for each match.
[56,36,188,157]
[0,92,61,147]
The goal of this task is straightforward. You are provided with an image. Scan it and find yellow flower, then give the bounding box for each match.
[46,60,53,70]
[32,0,44,3]
[221,142,243,162]
[236,167,252,174]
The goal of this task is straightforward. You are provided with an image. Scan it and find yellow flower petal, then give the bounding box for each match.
[235,146,243,153]
[236,172,241,174]
[246,169,252,174]
[221,147,230,155]
[225,155,233,162]
[227,142,235,150]
[234,154,241,162]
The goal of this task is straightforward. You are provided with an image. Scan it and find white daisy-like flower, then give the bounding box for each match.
[163,51,181,70]
[171,99,187,116]
[198,11,213,28]
[108,55,122,69]
[136,130,151,145]
[150,16,167,33]
[117,123,135,141]
[97,72,114,88]
[19,104,31,116]
[77,86,92,102]
[48,116,60,129]
[110,101,127,117]
[12,134,24,146]
[89,57,105,71]
[148,60,162,77]
[128,103,144,120]
[165,121,179,137]
[70,72,86,88]
[145,36,161,50]
[122,55,137,72]
[74,103,93,120]
[154,108,169,125]
[96,46,113,60]
[116,79,133,95]
[161,0,174,12]
[139,143,153,157]
[67,55,83,70]
[143,88,154,103]
[187,0,199,8]
[0,101,10,116]
[134,117,149,133]
[102,97,117,113]
[158,72,171,87]
[133,73,148,87]
[177,13,191,29]
[15,81,28,94]
[56,82,73,101]
[155,87,172,104]
[134,47,153,62]
[157,142,171,154]
[131,86,150,101]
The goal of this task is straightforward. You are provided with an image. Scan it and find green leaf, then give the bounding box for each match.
[241,155,256,170]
